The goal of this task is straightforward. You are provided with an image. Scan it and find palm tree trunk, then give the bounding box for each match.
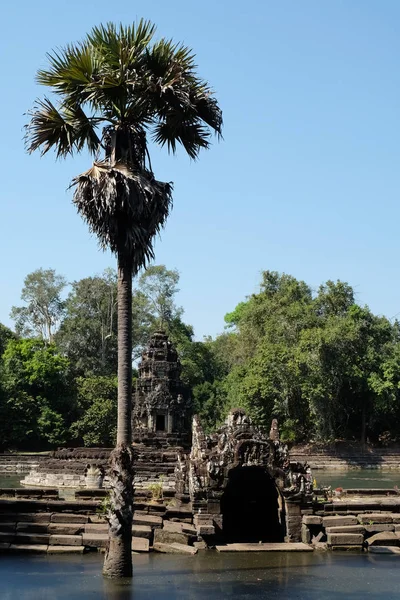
[103,257,134,578]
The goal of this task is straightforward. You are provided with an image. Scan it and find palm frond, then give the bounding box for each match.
[72,162,172,272]
[25,98,101,157]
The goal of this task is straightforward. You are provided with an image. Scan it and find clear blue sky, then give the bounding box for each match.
[1,0,400,339]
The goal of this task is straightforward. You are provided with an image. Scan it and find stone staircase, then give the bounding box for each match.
[289,445,400,470]
[0,453,49,474]
[0,493,196,555]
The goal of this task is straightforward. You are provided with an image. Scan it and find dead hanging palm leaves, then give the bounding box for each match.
[72,162,172,273]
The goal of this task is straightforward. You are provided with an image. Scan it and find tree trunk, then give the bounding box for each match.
[103,258,134,578]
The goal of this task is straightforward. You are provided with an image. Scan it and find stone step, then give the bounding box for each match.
[133,514,163,528]
[8,544,48,553]
[15,533,50,544]
[154,542,197,555]
[49,534,82,546]
[47,545,85,554]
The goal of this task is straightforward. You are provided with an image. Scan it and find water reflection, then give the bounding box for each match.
[2,552,400,600]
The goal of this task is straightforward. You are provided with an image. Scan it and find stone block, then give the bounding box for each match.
[17,513,51,523]
[132,537,149,553]
[197,525,215,536]
[366,532,400,547]
[364,524,394,534]
[48,545,85,554]
[133,514,163,528]
[82,533,108,548]
[327,533,363,546]
[331,546,363,552]
[154,542,197,555]
[360,514,393,524]
[154,528,191,546]
[51,514,89,524]
[15,533,49,544]
[48,523,84,535]
[49,534,82,546]
[16,522,48,533]
[301,525,311,544]
[193,540,207,550]
[9,544,48,553]
[323,516,358,528]
[163,521,184,534]
[84,523,108,534]
[302,516,321,526]
[325,526,365,534]
[132,525,152,540]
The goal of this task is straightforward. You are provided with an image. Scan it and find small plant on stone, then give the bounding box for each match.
[97,492,113,517]
[148,483,163,502]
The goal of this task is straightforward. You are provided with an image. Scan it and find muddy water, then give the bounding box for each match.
[1,550,400,600]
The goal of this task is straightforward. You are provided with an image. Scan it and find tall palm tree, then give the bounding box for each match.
[26,21,222,578]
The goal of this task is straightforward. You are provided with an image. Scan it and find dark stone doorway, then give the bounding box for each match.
[156,414,166,431]
[220,466,283,543]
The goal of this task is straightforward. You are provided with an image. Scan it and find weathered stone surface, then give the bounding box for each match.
[197,525,215,536]
[154,542,198,554]
[323,516,358,528]
[82,533,108,548]
[325,526,365,534]
[15,533,49,544]
[17,513,51,523]
[360,514,393,524]
[48,523,83,535]
[302,516,322,526]
[9,544,48,553]
[368,546,400,554]
[132,537,149,553]
[301,524,311,544]
[16,522,48,533]
[193,540,207,549]
[154,528,191,546]
[133,525,152,539]
[366,532,400,547]
[364,524,395,534]
[51,513,88,524]
[49,534,82,546]
[48,545,85,554]
[327,533,363,546]
[84,523,107,533]
[133,514,162,528]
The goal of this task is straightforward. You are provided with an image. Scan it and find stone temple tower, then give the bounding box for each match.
[132,331,192,448]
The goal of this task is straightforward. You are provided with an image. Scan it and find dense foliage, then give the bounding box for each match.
[2,267,400,449]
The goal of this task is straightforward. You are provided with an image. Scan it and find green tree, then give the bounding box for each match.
[10,269,67,342]
[0,323,16,356]
[26,21,221,578]
[0,339,72,448]
[56,269,118,375]
[70,376,118,446]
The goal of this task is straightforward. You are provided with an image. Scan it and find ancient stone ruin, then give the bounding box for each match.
[20,331,315,545]
[176,408,313,543]
[132,330,192,447]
